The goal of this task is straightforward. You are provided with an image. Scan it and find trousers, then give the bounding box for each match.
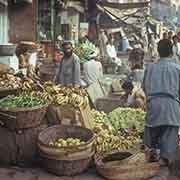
[144,126,179,161]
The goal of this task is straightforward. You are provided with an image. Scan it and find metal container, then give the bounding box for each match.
[0,44,16,56]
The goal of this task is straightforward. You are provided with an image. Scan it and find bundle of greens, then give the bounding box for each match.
[74,42,96,63]
[108,107,146,133]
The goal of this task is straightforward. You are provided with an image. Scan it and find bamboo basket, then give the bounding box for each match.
[38,125,95,176]
[95,151,160,180]
[0,103,49,130]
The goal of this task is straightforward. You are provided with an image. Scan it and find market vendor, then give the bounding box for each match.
[142,39,180,167]
[127,48,145,83]
[55,41,81,87]
[121,80,146,111]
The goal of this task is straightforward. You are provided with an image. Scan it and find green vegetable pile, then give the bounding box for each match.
[0,95,46,108]
[91,109,144,152]
[108,107,146,133]
[74,41,96,63]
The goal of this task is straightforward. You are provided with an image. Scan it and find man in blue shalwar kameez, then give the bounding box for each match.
[143,39,180,167]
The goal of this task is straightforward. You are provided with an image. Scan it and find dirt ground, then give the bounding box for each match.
[0,165,179,180]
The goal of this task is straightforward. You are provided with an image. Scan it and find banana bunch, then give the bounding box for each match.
[93,121,139,153]
[91,110,140,153]
[23,81,89,109]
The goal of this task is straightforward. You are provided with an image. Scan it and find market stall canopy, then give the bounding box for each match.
[98,0,150,10]
[97,4,148,28]
[11,0,32,3]
[0,0,7,6]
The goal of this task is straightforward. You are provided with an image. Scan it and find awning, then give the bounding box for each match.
[13,0,32,3]
[97,4,148,26]
[0,0,8,6]
[98,0,150,10]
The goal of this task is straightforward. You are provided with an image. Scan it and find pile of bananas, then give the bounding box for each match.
[49,138,85,148]
[91,110,140,153]
[23,81,89,109]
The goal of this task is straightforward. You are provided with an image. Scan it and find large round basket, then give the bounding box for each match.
[38,125,95,176]
[0,125,46,167]
[0,103,48,130]
[95,151,160,180]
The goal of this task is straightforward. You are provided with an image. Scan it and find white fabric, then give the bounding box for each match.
[28,52,37,67]
[106,44,117,58]
[172,43,180,64]
[83,59,103,85]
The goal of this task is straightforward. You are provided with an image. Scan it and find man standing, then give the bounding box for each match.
[172,35,180,64]
[143,39,180,167]
[55,41,81,87]
[83,49,103,86]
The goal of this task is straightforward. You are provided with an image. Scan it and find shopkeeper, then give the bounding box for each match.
[127,48,145,84]
[55,41,81,87]
[143,39,180,166]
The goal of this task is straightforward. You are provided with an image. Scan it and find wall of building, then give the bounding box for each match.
[8,0,37,43]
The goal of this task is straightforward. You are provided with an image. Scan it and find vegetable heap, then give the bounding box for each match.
[0,74,22,89]
[108,107,145,133]
[0,95,46,108]
[91,108,145,153]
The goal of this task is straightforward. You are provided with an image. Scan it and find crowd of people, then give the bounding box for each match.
[54,29,180,169]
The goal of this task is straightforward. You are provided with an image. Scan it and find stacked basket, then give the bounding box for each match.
[38,125,95,176]
[0,102,48,166]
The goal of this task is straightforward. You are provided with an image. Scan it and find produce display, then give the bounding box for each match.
[49,138,85,147]
[25,82,89,109]
[108,108,146,133]
[91,109,145,153]
[74,42,96,63]
[0,74,22,89]
[0,95,46,108]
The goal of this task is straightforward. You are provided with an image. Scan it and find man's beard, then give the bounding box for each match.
[64,51,73,57]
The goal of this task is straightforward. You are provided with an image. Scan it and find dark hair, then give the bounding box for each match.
[172,35,179,41]
[157,39,173,58]
[129,48,144,69]
[62,41,73,47]
[121,80,134,92]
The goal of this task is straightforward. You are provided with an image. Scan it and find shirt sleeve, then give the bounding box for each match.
[142,67,147,95]
[54,62,61,84]
[73,56,81,86]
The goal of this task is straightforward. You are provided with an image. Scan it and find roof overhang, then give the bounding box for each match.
[0,0,8,6]
[13,0,32,3]
[98,0,150,10]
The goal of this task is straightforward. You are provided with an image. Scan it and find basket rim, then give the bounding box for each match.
[38,125,95,150]
[94,151,160,169]
[0,103,49,112]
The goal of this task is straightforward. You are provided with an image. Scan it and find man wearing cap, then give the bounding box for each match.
[55,41,81,87]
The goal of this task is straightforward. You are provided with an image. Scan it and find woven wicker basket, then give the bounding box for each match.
[0,103,48,130]
[95,151,160,180]
[38,125,95,176]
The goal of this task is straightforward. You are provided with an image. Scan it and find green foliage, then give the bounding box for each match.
[74,41,96,63]
[0,95,46,108]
